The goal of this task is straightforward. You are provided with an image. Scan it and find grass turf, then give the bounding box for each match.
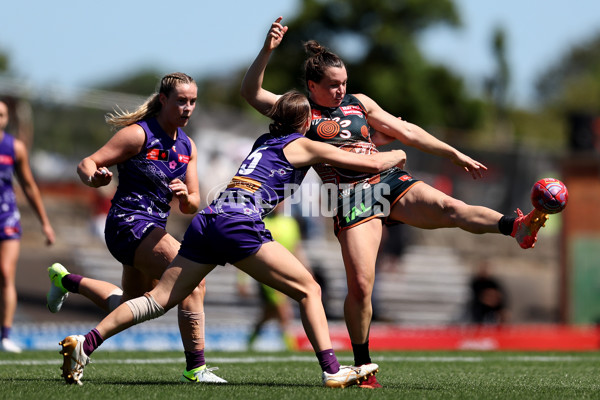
[0,350,599,399]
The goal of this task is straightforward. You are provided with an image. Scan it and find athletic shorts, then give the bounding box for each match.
[179,213,273,265]
[104,213,162,266]
[0,218,21,241]
[334,169,422,235]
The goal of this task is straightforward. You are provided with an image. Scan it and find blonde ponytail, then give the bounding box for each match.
[105,72,195,128]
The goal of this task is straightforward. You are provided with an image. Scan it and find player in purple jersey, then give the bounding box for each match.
[56,91,406,387]
[240,17,549,388]
[0,100,55,353]
[45,73,225,383]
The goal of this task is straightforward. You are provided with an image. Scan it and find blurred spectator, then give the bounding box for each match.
[373,224,408,322]
[309,262,331,318]
[376,224,408,273]
[468,261,509,324]
[291,168,327,241]
[0,99,55,353]
[239,203,307,350]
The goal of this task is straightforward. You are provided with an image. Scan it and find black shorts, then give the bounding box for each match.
[333,169,421,235]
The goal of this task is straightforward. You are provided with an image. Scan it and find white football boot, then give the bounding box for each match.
[322,363,379,388]
[181,366,227,383]
[59,335,90,385]
[0,338,22,353]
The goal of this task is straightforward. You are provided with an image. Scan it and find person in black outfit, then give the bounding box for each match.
[469,262,508,324]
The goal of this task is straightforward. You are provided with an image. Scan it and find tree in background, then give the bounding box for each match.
[0,51,7,73]
[27,70,164,157]
[9,0,597,158]
[484,26,513,146]
[536,33,600,112]
[204,0,485,133]
[504,31,600,151]
[99,70,163,97]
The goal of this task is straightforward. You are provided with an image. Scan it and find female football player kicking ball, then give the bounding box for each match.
[241,17,550,388]
[57,91,406,388]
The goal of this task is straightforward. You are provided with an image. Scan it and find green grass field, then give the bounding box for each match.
[1,350,599,399]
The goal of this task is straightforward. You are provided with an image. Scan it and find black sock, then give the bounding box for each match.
[352,341,371,366]
[498,216,516,236]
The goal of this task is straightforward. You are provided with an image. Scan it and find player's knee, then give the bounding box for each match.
[189,282,206,299]
[347,276,374,300]
[293,279,322,304]
[441,197,468,221]
[305,280,322,300]
[198,279,207,294]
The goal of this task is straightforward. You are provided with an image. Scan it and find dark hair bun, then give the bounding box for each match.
[304,40,325,56]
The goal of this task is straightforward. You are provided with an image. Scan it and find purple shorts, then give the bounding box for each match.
[179,213,273,265]
[0,220,21,241]
[104,213,162,266]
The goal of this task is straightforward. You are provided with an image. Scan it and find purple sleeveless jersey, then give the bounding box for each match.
[0,133,20,240]
[203,132,308,219]
[105,118,192,265]
[179,132,309,265]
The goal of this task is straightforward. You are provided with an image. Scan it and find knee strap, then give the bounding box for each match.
[125,293,165,324]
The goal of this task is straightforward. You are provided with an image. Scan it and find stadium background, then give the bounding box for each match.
[9,110,600,352]
[1,0,600,353]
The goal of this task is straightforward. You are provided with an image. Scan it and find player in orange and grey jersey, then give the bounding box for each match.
[308,94,384,185]
[240,17,548,389]
[306,94,422,234]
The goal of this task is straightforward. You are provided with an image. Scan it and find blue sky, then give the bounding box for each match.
[2,1,599,108]
[420,1,600,107]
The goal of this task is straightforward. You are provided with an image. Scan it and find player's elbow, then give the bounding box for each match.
[371,130,395,147]
[179,197,200,215]
[239,86,252,101]
[366,159,387,173]
[179,203,199,215]
[372,163,387,173]
[240,83,258,103]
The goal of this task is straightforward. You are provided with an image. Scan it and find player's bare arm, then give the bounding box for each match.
[240,17,287,115]
[174,138,200,214]
[284,137,406,172]
[77,125,145,187]
[356,93,487,179]
[13,138,55,244]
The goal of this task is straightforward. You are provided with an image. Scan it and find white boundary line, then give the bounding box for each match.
[2,354,600,366]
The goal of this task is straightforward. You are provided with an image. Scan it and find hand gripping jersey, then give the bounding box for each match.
[0,133,20,239]
[109,118,192,227]
[203,132,309,220]
[306,94,393,187]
